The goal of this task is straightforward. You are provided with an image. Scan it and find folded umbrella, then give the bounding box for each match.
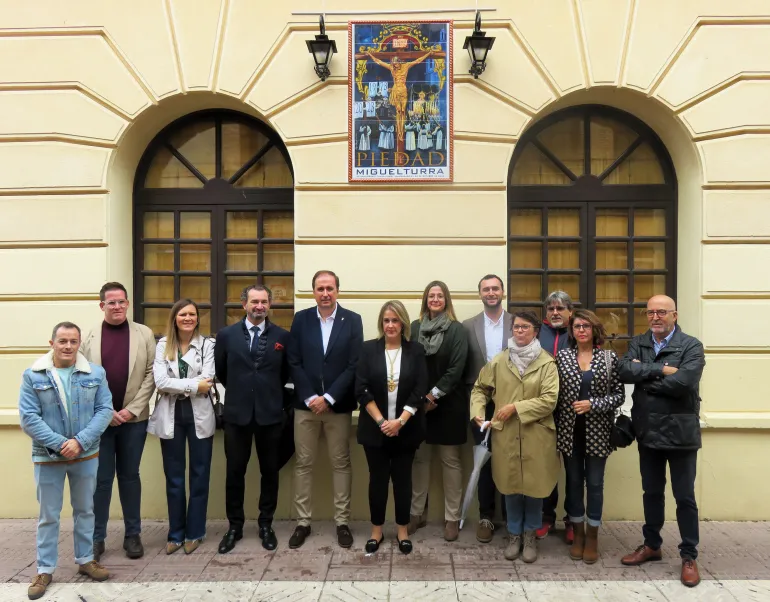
[459,427,492,530]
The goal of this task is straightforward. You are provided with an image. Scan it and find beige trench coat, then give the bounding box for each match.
[470,348,560,498]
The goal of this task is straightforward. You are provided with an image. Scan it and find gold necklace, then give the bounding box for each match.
[386,347,401,392]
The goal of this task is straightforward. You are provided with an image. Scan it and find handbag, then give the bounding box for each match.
[604,349,635,448]
[202,337,224,430]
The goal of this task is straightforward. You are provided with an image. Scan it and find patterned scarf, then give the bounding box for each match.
[508,337,542,376]
[418,312,452,356]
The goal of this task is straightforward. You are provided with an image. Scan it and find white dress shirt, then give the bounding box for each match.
[484,311,505,362]
[385,347,416,420]
[246,319,265,346]
[305,305,339,407]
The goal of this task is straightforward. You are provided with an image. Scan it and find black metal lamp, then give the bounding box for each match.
[306,15,337,81]
[463,12,495,78]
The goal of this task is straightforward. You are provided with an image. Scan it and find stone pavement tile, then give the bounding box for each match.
[112,582,192,602]
[451,549,512,566]
[700,549,770,580]
[319,581,389,601]
[390,565,455,581]
[453,564,517,581]
[197,552,272,582]
[183,580,259,601]
[0,582,84,602]
[521,581,598,600]
[261,551,332,581]
[641,558,715,582]
[719,580,770,602]
[135,563,206,582]
[390,580,457,601]
[587,580,666,601]
[651,579,738,602]
[251,580,324,602]
[324,565,391,581]
[456,581,527,600]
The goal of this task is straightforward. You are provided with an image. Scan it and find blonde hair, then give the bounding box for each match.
[164,298,200,360]
[377,300,412,340]
[419,280,457,321]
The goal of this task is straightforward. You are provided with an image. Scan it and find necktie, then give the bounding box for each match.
[250,326,260,355]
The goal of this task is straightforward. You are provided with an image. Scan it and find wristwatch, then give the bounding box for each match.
[398,417,406,426]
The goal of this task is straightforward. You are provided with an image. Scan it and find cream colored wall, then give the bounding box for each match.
[1,0,768,522]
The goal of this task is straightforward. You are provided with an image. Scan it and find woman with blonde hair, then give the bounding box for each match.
[409,281,469,541]
[355,300,428,555]
[149,299,215,555]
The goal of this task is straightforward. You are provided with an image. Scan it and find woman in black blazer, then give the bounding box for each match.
[356,300,428,555]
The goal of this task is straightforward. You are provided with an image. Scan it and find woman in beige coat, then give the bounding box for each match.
[470,311,559,564]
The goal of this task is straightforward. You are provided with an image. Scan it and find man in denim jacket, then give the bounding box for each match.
[19,322,113,600]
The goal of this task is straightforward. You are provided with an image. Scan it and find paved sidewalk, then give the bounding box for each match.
[1,519,769,600]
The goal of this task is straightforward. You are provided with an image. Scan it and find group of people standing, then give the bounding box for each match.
[18,271,706,600]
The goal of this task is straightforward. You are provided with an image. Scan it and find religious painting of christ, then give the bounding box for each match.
[349,21,453,182]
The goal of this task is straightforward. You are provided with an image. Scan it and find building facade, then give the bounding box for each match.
[1,0,768,521]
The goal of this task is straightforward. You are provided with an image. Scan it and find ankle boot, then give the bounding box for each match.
[569,521,585,560]
[583,525,599,564]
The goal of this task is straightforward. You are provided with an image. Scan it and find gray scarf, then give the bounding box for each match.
[419,312,452,356]
[508,337,542,376]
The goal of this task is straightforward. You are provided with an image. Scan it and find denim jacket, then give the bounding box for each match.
[19,351,113,463]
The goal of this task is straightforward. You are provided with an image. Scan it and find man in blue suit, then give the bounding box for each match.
[288,270,363,549]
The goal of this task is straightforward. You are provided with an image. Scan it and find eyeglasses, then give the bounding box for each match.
[512,324,532,332]
[104,300,128,308]
[547,306,567,312]
[646,309,672,318]
[573,324,592,331]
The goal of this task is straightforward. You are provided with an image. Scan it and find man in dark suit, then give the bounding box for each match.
[463,274,512,544]
[214,285,291,553]
[287,270,364,549]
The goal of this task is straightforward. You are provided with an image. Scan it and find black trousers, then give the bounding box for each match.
[363,439,416,527]
[224,419,283,531]
[542,484,560,524]
[639,445,699,560]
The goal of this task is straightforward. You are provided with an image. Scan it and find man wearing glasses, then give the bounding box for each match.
[536,291,573,543]
[81,283,156,561]
[617,295,705,588]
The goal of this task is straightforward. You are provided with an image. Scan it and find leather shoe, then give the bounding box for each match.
[365,536,384,554]
[123,534,144,559]
[337,525,354,548]
[397,537,413,555]
[621,544,663,566]
[289,525,311,549]
[93,541,105,562]
[218,529,243,554]
[259,526,278,551]
[681,558,701,587]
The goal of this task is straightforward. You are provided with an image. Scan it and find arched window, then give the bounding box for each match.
[134,110,294,336]
[508,106,676,353]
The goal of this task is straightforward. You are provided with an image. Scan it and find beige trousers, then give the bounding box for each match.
[410,443,463,521]
[293,410,352,526]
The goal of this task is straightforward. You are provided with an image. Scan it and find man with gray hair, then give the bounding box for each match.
[536,291,574,543]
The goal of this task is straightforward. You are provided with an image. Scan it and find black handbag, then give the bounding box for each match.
[202,338,224,430]
[603,349,635,448]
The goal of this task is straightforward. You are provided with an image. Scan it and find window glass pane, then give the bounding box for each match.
[227,244,258,271]
[510,145,570,185]
[143,212,174,239]
[548,209,580,236]
[595,307,629,338]
[633,308,651,335]
[634,242,666,269]
[263,211,294,239]
[596,275,628,303]
[180,212,210,239]
[144,244,174,271]
[270,308,294,329]
[548,242,579,269]
[226,308,245,326]
[235,146,293,188]
[509,275,541,302]
[607,338,629,357]
[509,242,542,269]
[605,142,664,184]
[227,276,257,303]
[264,244,294,272]
[144,276,174,303]
[198,309,211,336]
[634,209,666,236]
[143,308,170,335]
[634,275,667,303]
[589,117,637,176]
[179,244,210,272]
[168,120,216,180]
[144,148,204,188]
[595,208,628,237]
[536,116,584,177]
[227,211,259,239]
[509,208,542,236]
[264,275,294,305]
[222,122,270,181]
[596,242,627,270]
[180,276,210,303]
[547,274,579,302]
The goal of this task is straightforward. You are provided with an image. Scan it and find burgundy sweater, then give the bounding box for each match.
[101,320,130,412]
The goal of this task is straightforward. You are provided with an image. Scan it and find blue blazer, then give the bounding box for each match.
[289,305,364,414]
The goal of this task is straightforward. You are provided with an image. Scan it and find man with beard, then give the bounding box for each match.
[215,285,292,553]
[536,291,574,543]
[463,275,512,543]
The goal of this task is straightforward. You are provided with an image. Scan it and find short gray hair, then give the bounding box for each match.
[544,290,574,310]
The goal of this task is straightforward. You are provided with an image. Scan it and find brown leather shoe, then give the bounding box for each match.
[569,522,585,560]
[78,560,109,582]
[444,520,459,542]
[681,558,701,587]
[288,525,311,549]
[476,518,494,543]
[407,514,426,535]
[621,544,662,566]
[28,573,52,600]
[583,525,599,564]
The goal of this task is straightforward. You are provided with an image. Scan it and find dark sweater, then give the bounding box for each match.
[101,320,130,412]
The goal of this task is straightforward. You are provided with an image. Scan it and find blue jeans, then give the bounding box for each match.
[93,420,147,542]
[564,452,607,527]
[159,399,213,544]
[504,494,543,535]
[34,458,98,573]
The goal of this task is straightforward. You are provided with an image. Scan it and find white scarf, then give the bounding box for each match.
[508,337,542,376]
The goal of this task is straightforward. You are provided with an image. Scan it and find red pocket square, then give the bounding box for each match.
[274,342,284,351]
